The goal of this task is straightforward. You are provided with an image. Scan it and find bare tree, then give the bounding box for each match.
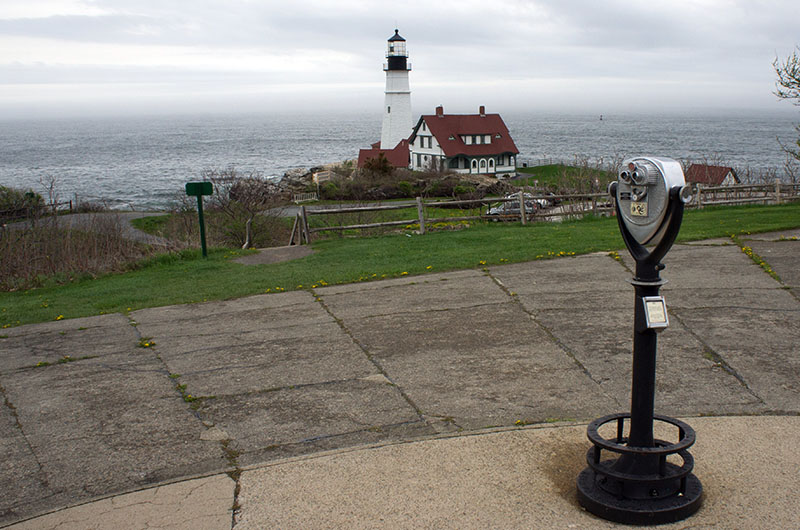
[774,46,800,161]
[203,167,288,249]
[783,151,799,184]
[39,174,59,215]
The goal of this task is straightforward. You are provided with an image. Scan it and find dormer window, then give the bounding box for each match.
[448,135,455,140]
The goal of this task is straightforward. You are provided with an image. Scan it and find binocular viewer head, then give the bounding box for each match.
[610,156,693,247]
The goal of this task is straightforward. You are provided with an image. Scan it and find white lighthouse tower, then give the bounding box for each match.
[380,29,413,150]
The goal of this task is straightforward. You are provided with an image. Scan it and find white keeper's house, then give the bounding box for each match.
[408,105,519,177]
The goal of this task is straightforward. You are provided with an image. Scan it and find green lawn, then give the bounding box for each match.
[516,163,613,188]
[2,202,798,328]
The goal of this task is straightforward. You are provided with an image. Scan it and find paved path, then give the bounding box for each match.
[1,230,799,528]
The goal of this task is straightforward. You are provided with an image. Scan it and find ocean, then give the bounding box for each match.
[0,110,797,210]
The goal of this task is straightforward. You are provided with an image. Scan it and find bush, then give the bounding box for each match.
[0,186,44,223]
[397,181,414,197]
[453,184,476,196]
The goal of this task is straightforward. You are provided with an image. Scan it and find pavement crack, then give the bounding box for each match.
[0,379,49,489]
[194,375,390,401]
[670,311,765,403]
[297,419,427,444]
[311,291,427,422]
[221,438,242,528]
[486,271,623,409]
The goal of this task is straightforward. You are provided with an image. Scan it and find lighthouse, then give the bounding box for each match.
[380,29,413,150]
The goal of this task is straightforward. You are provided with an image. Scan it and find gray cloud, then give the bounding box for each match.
[0,0,798,118]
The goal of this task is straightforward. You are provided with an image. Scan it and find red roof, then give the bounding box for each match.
[411,109,519,157]
[357,139,409,168]
[685,164,738,185]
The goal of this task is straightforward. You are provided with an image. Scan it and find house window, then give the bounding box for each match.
[480,159,486,169]
[448,135,455,140]
[465,136,472,145]
[495,133,502,139]
[471,160,477,169]
[485,135,491,144]
[449,158,459,169]
[422,121,427,131]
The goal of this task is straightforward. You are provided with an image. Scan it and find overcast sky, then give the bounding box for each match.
[1,0,798,119]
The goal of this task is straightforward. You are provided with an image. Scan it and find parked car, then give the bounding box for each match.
[486,194,540,219]
[486,193,550,218]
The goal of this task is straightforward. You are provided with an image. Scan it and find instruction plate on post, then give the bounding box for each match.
[642,296,669,329]
[630,201,648,217]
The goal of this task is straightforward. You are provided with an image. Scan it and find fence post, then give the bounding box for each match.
[775,178,782,204]
[416,196,426,234]
[518,191,527,225]
[696,184,704,209]
[300,205,311,244]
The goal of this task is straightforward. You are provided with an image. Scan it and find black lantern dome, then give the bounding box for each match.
[385,29,409,71]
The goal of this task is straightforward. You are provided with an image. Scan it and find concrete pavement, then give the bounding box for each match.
[1,229,799,528]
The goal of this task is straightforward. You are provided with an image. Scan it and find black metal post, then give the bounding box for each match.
[196,195,208,259]
[576,185,702,524]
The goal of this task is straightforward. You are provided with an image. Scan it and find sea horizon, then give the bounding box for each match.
[1,109,798,210]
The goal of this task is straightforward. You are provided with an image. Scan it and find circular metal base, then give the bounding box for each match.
[577,468,703,525]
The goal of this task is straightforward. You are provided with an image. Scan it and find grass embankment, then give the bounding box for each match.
[3,202,799,328]
[516,164,613,188]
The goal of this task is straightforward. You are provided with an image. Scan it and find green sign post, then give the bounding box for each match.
[185,182,213,258]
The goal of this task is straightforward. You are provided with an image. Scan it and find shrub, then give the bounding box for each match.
[453,184,476,196]
[397,181,414,197]
[0,186,44,223]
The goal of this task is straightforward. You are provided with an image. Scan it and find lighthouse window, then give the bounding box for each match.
[387,106,391,113]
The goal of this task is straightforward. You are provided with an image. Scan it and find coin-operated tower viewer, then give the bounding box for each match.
[380,29,413,150]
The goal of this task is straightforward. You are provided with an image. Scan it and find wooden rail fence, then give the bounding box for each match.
[288,180,800,245]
